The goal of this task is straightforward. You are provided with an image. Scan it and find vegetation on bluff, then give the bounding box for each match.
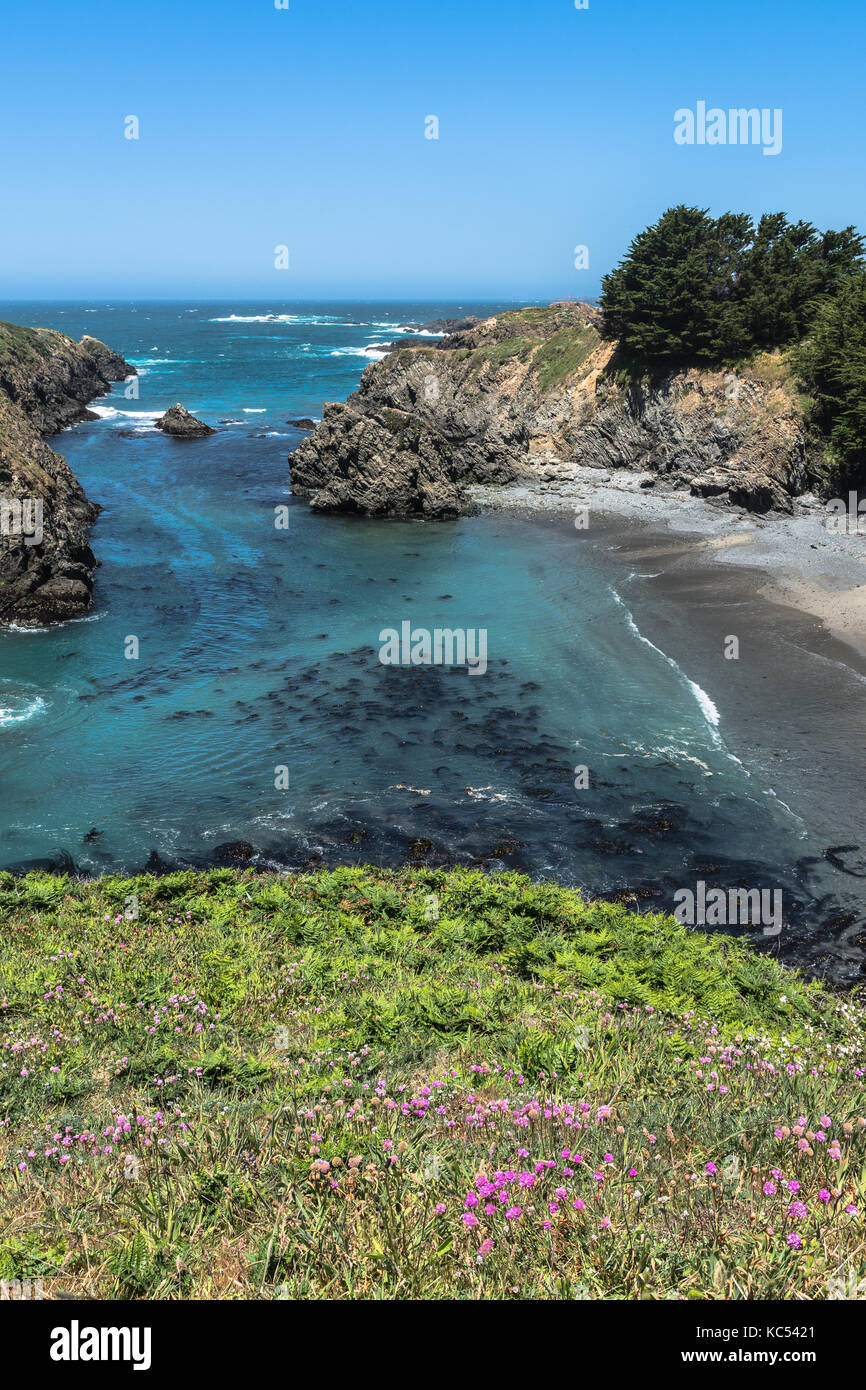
[1,867,863,1300]
[599,205,866,484]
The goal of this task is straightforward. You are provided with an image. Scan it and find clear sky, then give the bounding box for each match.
[1,0,863,299]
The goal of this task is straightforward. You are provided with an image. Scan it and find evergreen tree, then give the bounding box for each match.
[795,270,866,483]
[601,207,864,367]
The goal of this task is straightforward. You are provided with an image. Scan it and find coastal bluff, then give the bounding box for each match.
[290,302,822,518]
[0,322,134,626]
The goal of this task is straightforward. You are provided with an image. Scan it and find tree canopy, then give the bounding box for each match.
[600,206,864,367]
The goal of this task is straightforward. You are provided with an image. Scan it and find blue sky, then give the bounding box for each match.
[1,0,863,299]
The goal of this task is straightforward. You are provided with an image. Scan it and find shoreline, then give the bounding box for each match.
[470,473,866,900]
[468,469,866,667]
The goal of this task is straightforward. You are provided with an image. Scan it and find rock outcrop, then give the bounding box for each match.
[290,302,822,518]
[293,401,465,517]
[155,403,215,437]
[0,322,134,626]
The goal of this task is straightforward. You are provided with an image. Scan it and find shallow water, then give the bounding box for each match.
[0,301,861,975]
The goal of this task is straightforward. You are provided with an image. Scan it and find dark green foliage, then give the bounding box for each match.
[601,205,864,368]
[794,270,866,485]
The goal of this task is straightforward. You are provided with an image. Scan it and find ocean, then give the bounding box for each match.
[0,300,859,973]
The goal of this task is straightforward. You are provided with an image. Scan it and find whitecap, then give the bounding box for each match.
[0,694,46,726]
[209,313,347,325]
[329,347,386,360]
[88,406,163,423]
[610,588,721,733]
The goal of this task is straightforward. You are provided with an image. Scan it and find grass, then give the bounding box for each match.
[532,325,601,392]
[1,865,864,1300]
[466,337,536,372]
[0,321,59,373]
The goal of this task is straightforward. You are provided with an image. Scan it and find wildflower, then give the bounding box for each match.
[435,1203,447,1215]
[462,1213,478,1228]
[505,1206,522,1219]
[763,1182,777,1196]
[706,1162,717,1176]
[786,1232,802,1249]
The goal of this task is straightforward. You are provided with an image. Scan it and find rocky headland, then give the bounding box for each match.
[0,321,134,626]
[290,302,826,519]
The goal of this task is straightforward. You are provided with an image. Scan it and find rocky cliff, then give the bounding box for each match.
[0,322,134,626]
[290,302,823,518]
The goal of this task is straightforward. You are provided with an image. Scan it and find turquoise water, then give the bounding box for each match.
[0,302,856,968]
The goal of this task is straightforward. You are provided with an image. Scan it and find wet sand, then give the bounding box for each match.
[469,469,866,661]
[469,472,866,893]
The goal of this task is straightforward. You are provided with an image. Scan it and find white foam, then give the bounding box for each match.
[0,695,46,726]
[329,347,386,360]
[611,588,721,733]
[209,313,347,325]
[88,406,163,422]
[368,323,443,336]
[242,408,266,413]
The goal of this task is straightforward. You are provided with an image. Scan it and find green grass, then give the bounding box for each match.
[1,866,864,1300]
[532,325,601,392]
[0,321,59,373]
[466,337,536,372]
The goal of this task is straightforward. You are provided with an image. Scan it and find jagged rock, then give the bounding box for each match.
[290,302,823,519]
[291,401,468,518]
[286,417,317,429]
[417,316,480,334]
[0,323,135,626]
[155,403,215,437]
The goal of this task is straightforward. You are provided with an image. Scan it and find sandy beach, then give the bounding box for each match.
[469,468,866,664]
[469,472,866,927]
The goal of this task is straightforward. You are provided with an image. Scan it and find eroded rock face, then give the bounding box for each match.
[155,403,215,437]
[291,401,467,518]
[0,323,135,626]
[290,302,821,518]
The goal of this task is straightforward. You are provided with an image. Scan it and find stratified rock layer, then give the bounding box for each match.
[291,302,821,518]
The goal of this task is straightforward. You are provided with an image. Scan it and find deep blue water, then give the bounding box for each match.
[0,301,860,972]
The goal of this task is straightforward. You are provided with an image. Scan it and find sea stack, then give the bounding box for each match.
[155,403,215,437]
